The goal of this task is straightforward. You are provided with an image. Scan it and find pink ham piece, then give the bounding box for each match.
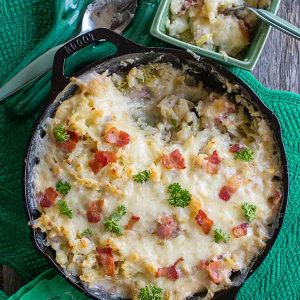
[96,247,115,277]
[156,258,184,281]
[161,149,186,170]
[218,185,235,201]
[195,209,214,234]
[229,144,245,153]
[105,127,131,147]
[58,131,79,153]
[207,261,223,284]
[204,150,221,174]
[206,151,221,165]
[126,215,140,230]
[86,200,104,223]
[232,223,249,238]
[157,215,179,240]
[219,176,242,201]
[39,187,58,208]
[89,151,117,174]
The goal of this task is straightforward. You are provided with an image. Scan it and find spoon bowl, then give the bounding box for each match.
[81,0,137,34]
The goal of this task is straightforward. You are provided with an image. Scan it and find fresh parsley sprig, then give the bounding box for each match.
[214,228,230,244]
[241,202,257,222]
[81,228,92,237]
[234,148,254,162]
[56,180,71,195]
[138,284,163,300]
[53,125,69,143]
[104,205,127,236]
[133,170,151,183]
[168,118,177,127]
[57,200,73,219]
[167,182,191,208]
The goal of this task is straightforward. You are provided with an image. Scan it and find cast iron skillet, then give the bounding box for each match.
[24,28,288,300]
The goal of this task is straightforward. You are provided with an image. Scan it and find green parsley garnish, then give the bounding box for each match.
[57,200,73,219]
[167,182,191,208]
[168,118,177,127]
[81,228,92,237]
[241,202,257,222]
[56,180,71,195]
[133,170,151,183]
[53,125,69,143]
[214,229,230,244]
[138,284,163,300]
[104,205,127,236]
[234,148,254,162]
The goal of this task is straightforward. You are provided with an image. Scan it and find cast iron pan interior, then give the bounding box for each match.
[24,28,288,300]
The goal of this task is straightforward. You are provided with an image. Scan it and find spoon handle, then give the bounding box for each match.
[249,7,300,40]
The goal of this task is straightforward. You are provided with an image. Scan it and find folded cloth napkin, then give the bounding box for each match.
[0,0,299,299]
[0,0,91,116]
[4,270,87,300]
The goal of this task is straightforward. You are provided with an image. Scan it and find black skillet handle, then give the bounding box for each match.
[51,28,147,98]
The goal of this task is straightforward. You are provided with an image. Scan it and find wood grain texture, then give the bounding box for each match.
[253,0,300,94]
[0,0,299,297]
[0,266,24,296]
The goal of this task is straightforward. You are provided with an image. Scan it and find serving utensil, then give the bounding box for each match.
[229,4,300,40]
[0,0,137,102]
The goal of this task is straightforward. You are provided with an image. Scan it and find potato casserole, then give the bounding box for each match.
[167,0,271,57]
[33,63,282,299]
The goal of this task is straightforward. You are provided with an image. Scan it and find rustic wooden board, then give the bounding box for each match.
[253,0,300,94]
[0,0,299,296]
[0,266,24,296]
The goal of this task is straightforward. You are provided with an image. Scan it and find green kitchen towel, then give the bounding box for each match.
[6,270,87,300]
[0,0,299,300]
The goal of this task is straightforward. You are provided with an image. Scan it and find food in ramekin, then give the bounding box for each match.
[167,0,271,57]
[33,63,282,299]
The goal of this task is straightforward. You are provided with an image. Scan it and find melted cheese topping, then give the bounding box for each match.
[168,0,270,57]
[34,63,282,299]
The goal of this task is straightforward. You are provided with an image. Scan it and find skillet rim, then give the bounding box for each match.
[23,29,289,300]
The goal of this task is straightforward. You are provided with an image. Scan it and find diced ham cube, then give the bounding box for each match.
[39,187,58,208]
[58,131,79,153]
[195,209,214,234]
[89,151,117,174]
[207,261,223,284]
[156,215,179,240]
[232,223,249,238]
[156,258,183,281]
[96,247,115,277]
[161,149,186,170]
[105,127,131,147]
[86,200,104,223]
[126,215,140,230]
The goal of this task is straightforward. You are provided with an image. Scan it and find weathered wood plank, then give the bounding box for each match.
[1,266,24,296]
[0,266,3,291]
[253,0,300,94]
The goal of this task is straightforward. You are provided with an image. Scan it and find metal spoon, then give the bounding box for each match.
[0,0,137,102]
[228,4,300,40]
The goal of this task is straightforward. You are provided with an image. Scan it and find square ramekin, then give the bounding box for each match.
[150,0,281,70]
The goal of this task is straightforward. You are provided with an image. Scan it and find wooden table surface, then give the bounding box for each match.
[0,0,299,297]
[253,0,300,94]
